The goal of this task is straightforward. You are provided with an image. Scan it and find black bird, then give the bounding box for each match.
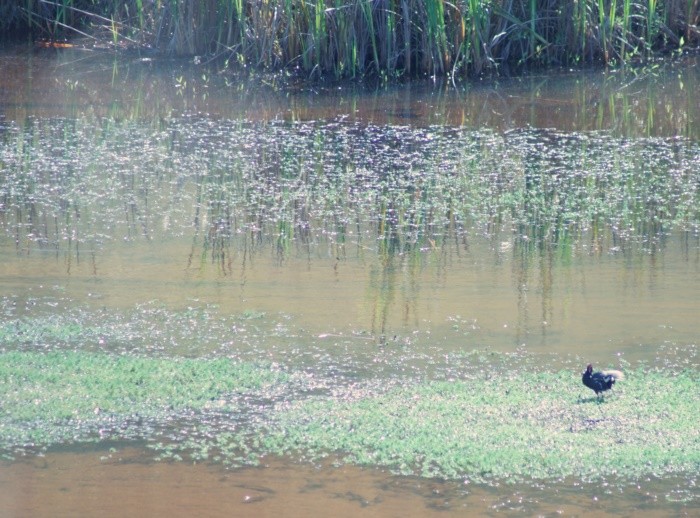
[582,364,624,397]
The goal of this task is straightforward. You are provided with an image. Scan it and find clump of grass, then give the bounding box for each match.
[0,316,105,347]
[0,350,289,452]
[257,367,700,482]
[1,346,698,483]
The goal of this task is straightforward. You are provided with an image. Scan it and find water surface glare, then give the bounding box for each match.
[0,46,699,516]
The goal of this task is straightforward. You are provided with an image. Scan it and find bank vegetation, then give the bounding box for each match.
[2,0,700,79]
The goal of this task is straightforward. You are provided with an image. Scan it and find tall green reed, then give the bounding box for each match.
[3,0,697,79]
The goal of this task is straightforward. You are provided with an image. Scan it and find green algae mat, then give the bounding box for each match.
[1,349,698,483]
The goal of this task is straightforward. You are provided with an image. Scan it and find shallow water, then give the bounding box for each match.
[0,44,699,515]
[0,447,696,517]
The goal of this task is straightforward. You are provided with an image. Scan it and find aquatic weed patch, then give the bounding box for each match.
[257,368,700,482]
[0,315,106,348]
[0,351,289,455]
[0,345,698,484]
[2,119,698,263]
[0,299,288,357]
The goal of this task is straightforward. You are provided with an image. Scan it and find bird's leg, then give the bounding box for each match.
[596,398,605,419]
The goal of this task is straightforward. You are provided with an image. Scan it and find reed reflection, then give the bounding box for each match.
[1,49,698,138]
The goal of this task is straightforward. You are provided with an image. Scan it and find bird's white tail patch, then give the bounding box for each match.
[602,369,625,380]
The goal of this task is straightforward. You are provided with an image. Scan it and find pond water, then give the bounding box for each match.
[1,446,695,517]
[0,45,699,516]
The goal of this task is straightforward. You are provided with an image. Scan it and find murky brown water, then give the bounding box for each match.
[0,447,696,517]
[3,238,699,360]
[1,44,699,516]
[0,44,698,137]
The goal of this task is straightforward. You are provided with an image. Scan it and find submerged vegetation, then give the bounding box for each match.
[2,0,699,79]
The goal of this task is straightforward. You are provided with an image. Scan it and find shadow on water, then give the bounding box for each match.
[1,45,699,516]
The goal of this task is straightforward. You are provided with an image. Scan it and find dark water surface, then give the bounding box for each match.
[1,45,699,516]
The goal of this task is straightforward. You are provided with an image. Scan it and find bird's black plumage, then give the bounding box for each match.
[582,364,624,396]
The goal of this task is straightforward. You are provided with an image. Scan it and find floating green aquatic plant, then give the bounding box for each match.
[0,316,105,347]
[0,301,283,357]
[0,350,289,452]
[0,346,698,483]
[256,368,700,482]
